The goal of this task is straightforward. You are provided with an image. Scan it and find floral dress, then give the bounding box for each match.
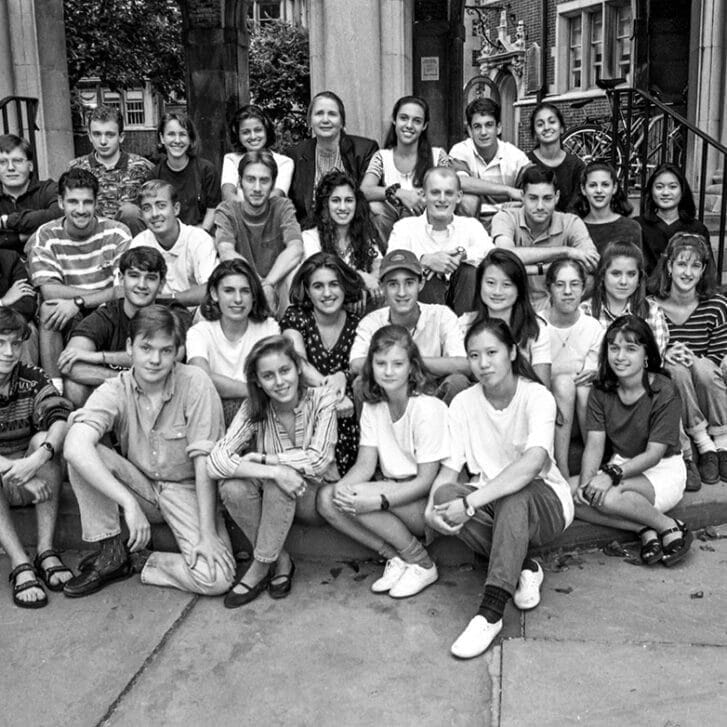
[280,305,361,474]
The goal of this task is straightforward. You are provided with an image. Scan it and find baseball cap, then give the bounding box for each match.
[379,249,422,280]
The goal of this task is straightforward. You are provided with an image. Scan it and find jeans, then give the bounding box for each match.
[667,358,727,440]
[418,264,478,316]
[219,477,319,563]
[433,478,566,593]
[69,445,233,596]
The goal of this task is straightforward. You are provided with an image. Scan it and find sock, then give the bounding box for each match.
[713,432,727,450]
[377,543,398,561]
[51,377,64,395]
[397,535,433,569]
[692,429,717,454]
[477,584,511,623]
[521,557,539,573]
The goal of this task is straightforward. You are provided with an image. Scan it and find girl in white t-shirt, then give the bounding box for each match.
[361,95,448,241]
[460,248,552,386]
[425,318,573,659]
[318,324,449,598]
[186,259,279,424]
[542,258,604,477]
[221,104,294,202]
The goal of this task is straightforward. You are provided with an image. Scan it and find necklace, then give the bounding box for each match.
[551,326,574,349]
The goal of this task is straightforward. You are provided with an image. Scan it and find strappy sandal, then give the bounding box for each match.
[9,563,48,609]
[34,549,73,592]
[637,527,663,565]
[661,519,694,568]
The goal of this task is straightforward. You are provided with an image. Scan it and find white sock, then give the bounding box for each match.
[692,429,716,454]
[713,433,727,450]
[51,377,64,395]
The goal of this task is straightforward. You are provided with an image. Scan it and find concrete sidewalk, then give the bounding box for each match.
[2,524,726,726]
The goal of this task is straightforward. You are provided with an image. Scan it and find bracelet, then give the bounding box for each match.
[385,183,402,208]
[537,262,544,275]
[380,493,390,511]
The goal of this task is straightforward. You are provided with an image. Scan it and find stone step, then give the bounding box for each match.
[12,480,727,565]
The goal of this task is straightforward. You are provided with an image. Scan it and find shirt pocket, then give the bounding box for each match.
[158,425,192,479]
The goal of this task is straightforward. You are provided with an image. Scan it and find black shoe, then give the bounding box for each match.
[683,458,702,492]
[718,450,727,483]
[698,451,719,485]
[63,553,132,598]
[269,560,296,599]
[223,570,271,609]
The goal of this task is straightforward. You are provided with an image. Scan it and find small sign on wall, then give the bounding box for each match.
[421,56,440,82]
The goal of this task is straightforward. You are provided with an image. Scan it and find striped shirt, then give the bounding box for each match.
[207,386,338,481]
[659,294,727,367]
[28,216,131,290]
[0,363,72,456]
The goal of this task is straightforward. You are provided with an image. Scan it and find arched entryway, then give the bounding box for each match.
[497,72,518,144]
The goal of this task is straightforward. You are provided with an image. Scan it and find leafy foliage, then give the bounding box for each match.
[248,20,311,149]
[63,0,185,99]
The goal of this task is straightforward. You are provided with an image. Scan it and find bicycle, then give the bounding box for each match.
[562,78,684,189]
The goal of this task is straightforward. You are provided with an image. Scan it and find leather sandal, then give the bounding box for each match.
[34,549,73,592]
[637,527,663,565]
[269,560,296,599]
[661,520,693,568]
[9,563,48,609]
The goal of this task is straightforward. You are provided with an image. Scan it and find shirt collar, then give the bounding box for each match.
[130,365,177,401]
[517,208,563,239]
[0,365,21,401]
[88,150,129,171]
[423,211,455,236]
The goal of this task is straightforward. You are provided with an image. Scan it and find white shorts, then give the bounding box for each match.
[611,453,686,512]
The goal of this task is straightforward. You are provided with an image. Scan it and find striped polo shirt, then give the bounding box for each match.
[28,216,131,290]
[662,294,727,367]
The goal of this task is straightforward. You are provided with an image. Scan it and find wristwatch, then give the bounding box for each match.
[72,296,85,311]
[601,463,623,486]
[461,495,476,518]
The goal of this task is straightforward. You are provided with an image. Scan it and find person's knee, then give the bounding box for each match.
[190,559,234,596]
[691,357,718,387]
[316,483,336,521]
[493,487,530,518]
[63,378,91,409]
[116,203,146,236]
[551,374,576,402]
[459,193,480,217]
[666,361,690,383]
[437,373,471,405]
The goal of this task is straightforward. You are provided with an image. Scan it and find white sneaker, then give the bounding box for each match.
[370,557,408,593]
[388,562,439,598]
[450,616,503,659]
[513,562,544,610]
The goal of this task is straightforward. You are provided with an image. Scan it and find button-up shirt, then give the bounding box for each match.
[68,363,224,485]
[448,138,530,188]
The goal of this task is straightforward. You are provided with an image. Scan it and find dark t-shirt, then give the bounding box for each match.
[586,373,681,459]
[585,216,643,255]
[635,214,711,275]
[149,157,221,226]
[72,298,130,351]
[527,150,585,212]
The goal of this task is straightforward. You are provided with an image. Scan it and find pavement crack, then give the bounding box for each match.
[95,595,200,727]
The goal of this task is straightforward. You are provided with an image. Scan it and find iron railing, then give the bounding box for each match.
[0,96,40,162]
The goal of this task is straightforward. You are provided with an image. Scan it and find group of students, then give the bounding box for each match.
[0,88,725,662]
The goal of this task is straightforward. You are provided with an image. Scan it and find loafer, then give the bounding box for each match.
[63,556,132,598]
[224,571,271,609]
[698,451,719,485]
[683,458,702,492]
[269,560,296,600]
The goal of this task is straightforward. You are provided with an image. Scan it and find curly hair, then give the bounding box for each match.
[361,325,433,403]
[288,252,364,309]
[572,161,633,218]
[305,170,381,272]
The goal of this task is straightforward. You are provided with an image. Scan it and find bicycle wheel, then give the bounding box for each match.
[562,125,626,182]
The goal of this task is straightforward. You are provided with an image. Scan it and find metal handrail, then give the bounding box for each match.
[0,95,40,167]
[612,87,727,278]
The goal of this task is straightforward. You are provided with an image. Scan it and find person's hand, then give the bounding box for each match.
[0,278,35,306]
[3,455,41,487]
[274,464,306,499]
[21,477,52,504]
[569,247,600,272]
[396,188,425,214]
[582,472,612,508]
[665,342,693,368]
[331,483,380,515]
[188,533,235,583]
[359,272,383,307]
[335,395,354,418]
[421,251,460,275]
[573,369,596,385]
[507,187,523,201]
[57,347,91,374]
[42,299,80,331]
[324,371,348,399]
[432,497,469,527]
[241,451,266,464]
[124,501,151,552]
[425,500,464,535]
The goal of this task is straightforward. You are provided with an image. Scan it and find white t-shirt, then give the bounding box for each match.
[350,303,466,362]
[360,395,449,479]
[541,309,604,378]
[444,379,574,525]
[448,138,529,187]
[221,151,294,195]
[364,147,447,190]
[130,223,218,297]
[185,317,280,381]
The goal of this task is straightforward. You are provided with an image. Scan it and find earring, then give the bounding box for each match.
[643,360,648,368]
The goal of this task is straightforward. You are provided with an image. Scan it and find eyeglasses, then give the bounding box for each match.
[553,281,584,291]
[0,157,30,168]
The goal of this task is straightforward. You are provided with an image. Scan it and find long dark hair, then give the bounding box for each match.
[228,104,277,153]
[244,335,303,423]
[383,95,434,188]
[469,249,541,349]
[595,315,665,393]
[649,232,718,300]
[589,241,649,320]
[464,318,543,387]
[306,170,382,271]
[288,252,365,310]
[530,102,567,147]
[642,162,697,222]
[361,325,432,403]
[200,259,271,322]
[572,161,633,217]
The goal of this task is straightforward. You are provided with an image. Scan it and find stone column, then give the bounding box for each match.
[308,0,413,143]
